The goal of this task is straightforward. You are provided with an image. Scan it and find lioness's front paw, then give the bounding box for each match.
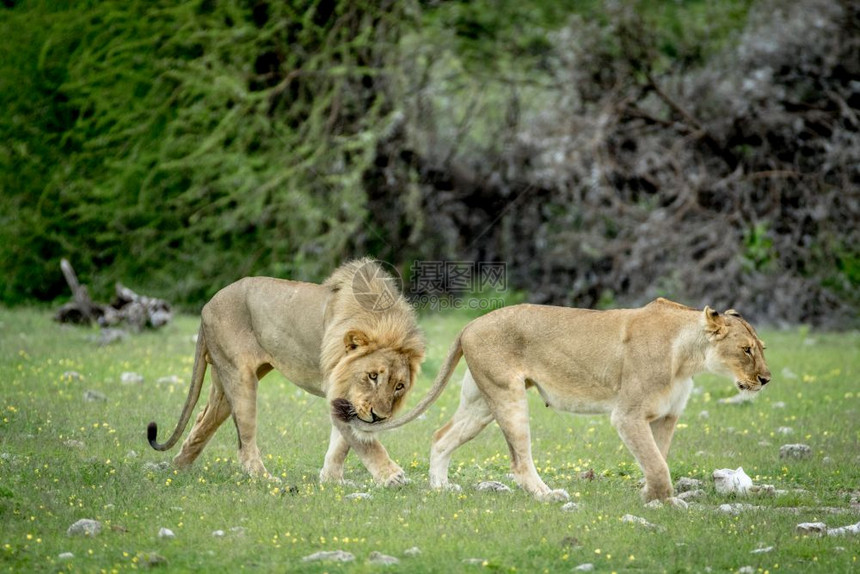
[378,471,410,488]
[641,482,673,502]
[537,488,570,503]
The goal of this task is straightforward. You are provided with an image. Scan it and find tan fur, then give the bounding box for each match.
[357,297,770,502]
[147,259,424,486]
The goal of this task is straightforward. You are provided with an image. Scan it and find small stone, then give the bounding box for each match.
[738,566,755,574]
[795,522,827,535]
[749,484,776,496]
[645,499,662,509]
[777,426,794,435]
[780,444,812,459]
[713,467,752,495]
[666,497,688,509]
[137,552,168,567]
[58,552,74,560]
[717,503,757,515]
[345,492,372,500]
[675,477,703,493]
[64,439,85,449]
[62,371,83,381]
[827,521,860,537]
[622,514,659,529]
[212,530,225,538]
[158,527,175,539]
[677,489,705,501]
[156,375,183,385]
[120,372,144,385]
[822,456,833,464]
[368,551,399,565]
[771,401,786,409]
[758,440,772,447]
[573,563,595,571]
[751,546,774,554]
[229,526,246,537]
[462,558,486,565]
[698,410,710,419]
[302,550,355,563]
[83,390,107,402]
[403,547,421,557]
[67,519,102,537]
[126,450,139,459]
[476,481,512,493]
[561,502,581,512]
[143,461,170,472]
[97,328,127,346]
[579,468,596,481]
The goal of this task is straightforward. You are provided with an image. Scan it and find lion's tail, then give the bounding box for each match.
[147,326,207,451]
[352,331,464,433]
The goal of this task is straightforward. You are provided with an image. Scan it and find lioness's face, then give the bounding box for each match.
[340,349,414,424]
[706,310,771,392]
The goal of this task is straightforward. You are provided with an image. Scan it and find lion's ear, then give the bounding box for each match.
[703,306,728,340]
[344,329,370,352]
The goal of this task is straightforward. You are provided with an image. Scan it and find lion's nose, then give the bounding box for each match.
[758,375,771,386]
[370,410,386,423]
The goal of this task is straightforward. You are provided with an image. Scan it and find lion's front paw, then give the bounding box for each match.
[641,481,673,502]
[537,488,570,503]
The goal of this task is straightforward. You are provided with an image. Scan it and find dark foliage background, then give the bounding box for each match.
[1,0,857,326]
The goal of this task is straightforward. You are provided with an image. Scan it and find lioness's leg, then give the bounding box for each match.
[429,370,493,489]
[473,372,568,501]
[650,415,679,462]
[173,373,231,469]
[320,426,351,483]
[222,365,269,477]
[611,409,672,501]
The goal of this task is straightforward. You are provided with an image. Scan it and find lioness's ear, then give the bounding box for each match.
[703,306,728,339]
[344,330,370,352]
[725,309,741,318]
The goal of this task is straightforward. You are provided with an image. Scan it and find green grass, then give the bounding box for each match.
[1,306,859,573]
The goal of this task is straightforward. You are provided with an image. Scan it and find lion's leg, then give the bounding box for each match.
[319,426,351,483]
[173,371,232,469]
[650,415,679,462]
[611,409,673,501]
[332,422,406,487]
[429,370,493,490]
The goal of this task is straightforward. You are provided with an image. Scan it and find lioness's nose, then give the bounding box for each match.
[758,375,771,386]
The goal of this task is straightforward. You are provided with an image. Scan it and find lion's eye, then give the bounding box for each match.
[743,346,752,355]
[368,372,378,381]
[395,382,405,392]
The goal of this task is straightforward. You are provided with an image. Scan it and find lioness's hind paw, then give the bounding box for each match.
[537,489,570,503]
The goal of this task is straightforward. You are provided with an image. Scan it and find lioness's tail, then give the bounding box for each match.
[147,326,207,451]
[352,332,465,433]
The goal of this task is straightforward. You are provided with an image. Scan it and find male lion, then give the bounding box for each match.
[354,298,770,501]
[147,259,424,486]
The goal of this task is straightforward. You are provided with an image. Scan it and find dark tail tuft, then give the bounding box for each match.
[147,422,159,448]
[331,398,356,423]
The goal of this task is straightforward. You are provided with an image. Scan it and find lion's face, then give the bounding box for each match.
[328,330,421,426]
[704,307,771,392]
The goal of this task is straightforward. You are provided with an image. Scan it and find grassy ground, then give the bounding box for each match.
[1,306,858,573]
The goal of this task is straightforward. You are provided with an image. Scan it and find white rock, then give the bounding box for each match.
[120,372,144,385]
[739,566,755,574]
[749,484,776,496]
[462,558,486,565]
[67,519,101,537]
[777,426,794,435]
[666,497,688,509]
[677,489,705,501]
[698,410,710,419]
[158,527,175,539]
[143,461,170,472]
[62,371,83,381]
[212,530,225,538]
[476,481,512,492]
[64,439,85,449]
[796,522,827,535]
[58,552,74,560]
[827,521,860,537]
[573,564,595,572]
[771,401,786,409]
[368,551,399,565]
[156,375,183,385]
[561,502,581,512]
[403,547,421,557]
[229,526,246,537]
[751,546,773,554]
[780,444,812,459]
[717,503,757,514]
[622,514,659,529]
[345,492,372,500]
[83,390,107,402]
[713,467,753,495]
[302,550,355,563]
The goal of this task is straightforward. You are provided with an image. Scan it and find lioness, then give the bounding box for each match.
[353,298,770,501]
[147,259,424,486]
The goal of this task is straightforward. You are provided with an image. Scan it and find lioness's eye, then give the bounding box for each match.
[743,346,752,355]
[395,382,405,391]
[368,372,378,381]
